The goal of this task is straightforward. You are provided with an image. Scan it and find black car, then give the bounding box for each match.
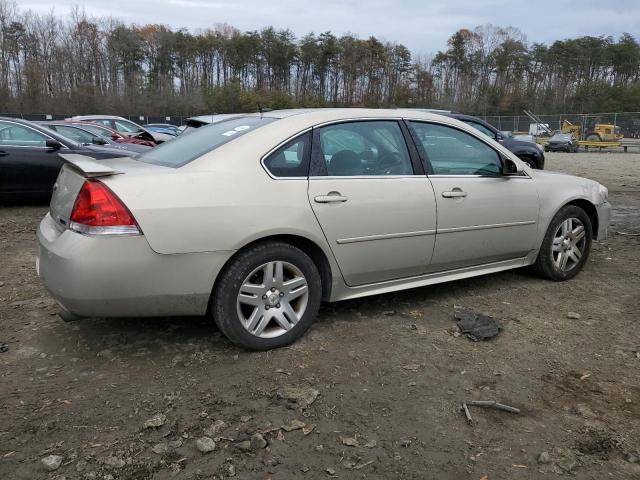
[0,117,132,200]
[442,113,545,169]
[544,133,579,153]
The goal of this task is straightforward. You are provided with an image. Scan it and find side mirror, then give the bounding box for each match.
[45,139,62,150]
[91,137,107,145]
[502,157,524,175]
[111,133,120,140]
[495,132,504,142]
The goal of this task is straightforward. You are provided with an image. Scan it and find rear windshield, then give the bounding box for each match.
[137,116,276,167]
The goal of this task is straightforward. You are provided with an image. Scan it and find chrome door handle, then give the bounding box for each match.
[442,190,468,198]
[314,191,348,203]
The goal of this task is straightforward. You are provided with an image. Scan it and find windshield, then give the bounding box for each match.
[137,116,276,167]
[551,134,572,141]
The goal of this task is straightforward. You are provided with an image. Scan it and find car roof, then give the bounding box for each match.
[69,115,130,121]
[259,108,468,124]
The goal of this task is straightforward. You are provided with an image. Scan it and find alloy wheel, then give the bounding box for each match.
[551,217,586,272]
[236,261,309,338]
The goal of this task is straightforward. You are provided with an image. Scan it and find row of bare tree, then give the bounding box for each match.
[1,1,638,116]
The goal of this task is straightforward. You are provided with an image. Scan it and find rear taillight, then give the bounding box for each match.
[69,179,141,235]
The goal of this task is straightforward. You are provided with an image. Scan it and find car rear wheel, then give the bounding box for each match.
[520,156,537,169]
[534,205,592,281]
[212,241,322,350]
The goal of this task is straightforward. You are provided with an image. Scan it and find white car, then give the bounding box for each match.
[38,109,611,350]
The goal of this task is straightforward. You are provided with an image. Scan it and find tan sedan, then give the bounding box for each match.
[37,109,610,349]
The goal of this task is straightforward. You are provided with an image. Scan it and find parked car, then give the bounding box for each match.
[545,133,579,153]
[38,122,152,155]
[38,109,610,350]
[143,123,180,136]
[67,115,173,143]
[66,122,156,147]
[0,117,133,200]
[181,114,244,134]
[441,112,545,169]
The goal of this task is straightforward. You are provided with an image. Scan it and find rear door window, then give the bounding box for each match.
[317,121,413,176]
[137,116,277,167]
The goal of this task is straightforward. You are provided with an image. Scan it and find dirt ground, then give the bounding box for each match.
[1,152,639,480]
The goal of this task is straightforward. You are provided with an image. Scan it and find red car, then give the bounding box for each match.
[58,121,156,147]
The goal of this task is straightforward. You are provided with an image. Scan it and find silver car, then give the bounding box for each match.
[37,109,611,350]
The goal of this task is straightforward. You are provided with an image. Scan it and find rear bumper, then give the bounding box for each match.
[595,201,611,240]
[37,213,234,318]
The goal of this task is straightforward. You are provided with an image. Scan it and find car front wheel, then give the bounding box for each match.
[534,205,592,281]
[212,241,322,350]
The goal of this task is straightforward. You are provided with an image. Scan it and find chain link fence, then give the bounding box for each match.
[482,112,640,138]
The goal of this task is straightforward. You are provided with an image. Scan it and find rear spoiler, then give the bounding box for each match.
[58,153,123,178]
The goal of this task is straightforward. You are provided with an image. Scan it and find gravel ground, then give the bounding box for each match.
[1,152,639,480]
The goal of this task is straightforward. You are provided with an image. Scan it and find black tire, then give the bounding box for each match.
[520,156,537,169]
[212,241,322,350]
[533,205,592,281]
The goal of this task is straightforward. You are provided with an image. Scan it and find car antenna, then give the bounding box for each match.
[257,104,273,118]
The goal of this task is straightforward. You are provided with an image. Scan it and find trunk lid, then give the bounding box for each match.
[49,153,159,229]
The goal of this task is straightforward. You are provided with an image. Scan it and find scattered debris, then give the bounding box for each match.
[462,403,473,424]
[302,424,316,436]
[538,451,551,464]
[235,440,251,451]
[402,364,420,371]
[41,455,63,471]
[364,439,377,448]
[466,400,520,414]
[151,442,169,454]
[340,435,359,447]
[453,309,501,341]
[282,419,306,432]
[0,342,8,353]
[354,460,374,470]
[567,312,581,319]
[250,433,268,450]
[196,436,216,453]
[325,467,337,476]
[626,452,639,463]
[102,456,125,468]
[462,400,520,422]
[143,413,166,429]
[277,385,319,408]
[204,419,226,436]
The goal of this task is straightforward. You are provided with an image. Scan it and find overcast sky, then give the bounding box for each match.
[17,0,640,53]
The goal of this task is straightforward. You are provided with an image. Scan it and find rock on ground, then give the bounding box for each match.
[196,436,216,453]
[41,455,63,471]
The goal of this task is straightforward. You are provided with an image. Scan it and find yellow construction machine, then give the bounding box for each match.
[561,120,623,142]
